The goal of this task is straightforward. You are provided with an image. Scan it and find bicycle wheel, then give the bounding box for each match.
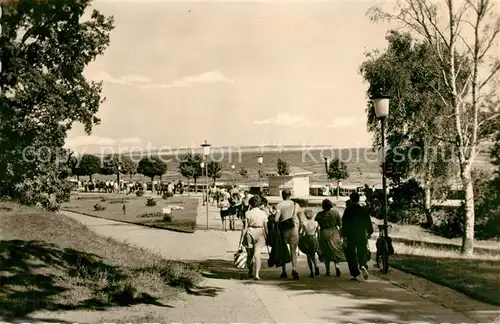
[381,240,389,274]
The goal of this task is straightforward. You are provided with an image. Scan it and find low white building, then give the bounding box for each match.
[266,167,313,197]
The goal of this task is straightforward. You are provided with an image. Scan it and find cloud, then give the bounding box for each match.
[139,71,234,90]
[65,135,116,148]
[120,137,142,144]
[253,113,319,127]
[324,117,364,128]
[92,71,151,85]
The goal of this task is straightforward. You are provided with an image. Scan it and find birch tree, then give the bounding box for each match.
[369,0,500,255]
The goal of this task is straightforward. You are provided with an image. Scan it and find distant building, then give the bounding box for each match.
[266,167,313,197]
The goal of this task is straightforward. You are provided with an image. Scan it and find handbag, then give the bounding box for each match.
[233,248,247,269]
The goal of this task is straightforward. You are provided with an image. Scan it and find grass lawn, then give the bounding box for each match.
[0,200,202,321]
[61,193,199,233]
[384,236,500,306]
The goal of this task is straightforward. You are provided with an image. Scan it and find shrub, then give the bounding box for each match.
[145,198,157,207]
[136,190,144,197]
[107,199,130,204]
[77,196,104,200]
[388,179,425,225]
[162,192,174,199]
[163,214,172,222]
[94,203,106,211]
[101,198,107,202]
[137,212,163,218]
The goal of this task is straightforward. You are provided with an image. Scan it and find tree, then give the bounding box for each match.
[178,153,202,194]
[0,0,114,210]
[206,161,222,184]
[369,0,500,255]
[326,158,349,198]
[72,154,101,181]
[277,158,290,176]
[101,154,137,181]
[360,30,458,228]
[240,167,249,178]
[137,156,167,186]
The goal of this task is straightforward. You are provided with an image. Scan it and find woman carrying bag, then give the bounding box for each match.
[237,195,268,280]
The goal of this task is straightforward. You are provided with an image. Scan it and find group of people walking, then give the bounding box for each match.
[236,189,373,281]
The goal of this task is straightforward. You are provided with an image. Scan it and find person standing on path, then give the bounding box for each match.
[315,199,344,277]
[238,195,268,280]
[299,209,320,277]
[229,193,241,231]
[341,192,373,281]
[274,189,302,280]
[218,195,230,231]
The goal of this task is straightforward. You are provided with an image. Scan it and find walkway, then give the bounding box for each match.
[37,202,499,323]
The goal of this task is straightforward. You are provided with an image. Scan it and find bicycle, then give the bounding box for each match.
[375,224,393,274]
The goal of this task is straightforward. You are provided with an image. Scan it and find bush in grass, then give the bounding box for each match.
[107,199,130,204]
[163,214,173,222]
[136,190,144,197]
[145,198,157,207]
[94,203,106,211]
[138,212,163,218]
[162,192,174,199]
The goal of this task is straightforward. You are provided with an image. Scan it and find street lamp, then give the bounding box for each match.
[371,95,390,238]
[257,154,263,194]
[201,141,211,230]
[324,156,330,197]
[117,165,121,194]
[231,164,235,186]
[200,161,205,206]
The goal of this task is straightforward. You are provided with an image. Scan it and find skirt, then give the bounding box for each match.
[318,228,344,262]
[220,209,230,218]
[298,233,319,256]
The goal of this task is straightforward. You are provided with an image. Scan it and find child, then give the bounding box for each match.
[218,196,230,231]
[299,209,320,277]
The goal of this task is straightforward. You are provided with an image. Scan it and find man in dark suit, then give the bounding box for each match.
[342,192,373,280]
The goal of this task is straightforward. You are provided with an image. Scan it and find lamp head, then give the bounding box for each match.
[370,95,391,118]
[201,140,211,156]
[257,154,263,164]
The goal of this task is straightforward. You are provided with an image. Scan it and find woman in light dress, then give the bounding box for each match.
[239,195,268,280]
[299,209,320,277]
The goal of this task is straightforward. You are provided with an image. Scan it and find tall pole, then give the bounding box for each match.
[381,117,389,238]
[205,161,209,230]
[258,164,262,194]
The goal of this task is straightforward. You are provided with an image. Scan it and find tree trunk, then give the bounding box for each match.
[187,178,190,196]
[460,164,475,256]
[89,174,93,181]
[336,180,340,199]
[194,177,197,194]
[151,176,154,192]
[129,173,132,180]
[76,175,80,181]
[424,180,433,227]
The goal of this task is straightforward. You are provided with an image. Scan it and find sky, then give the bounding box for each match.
[65,0,396,153]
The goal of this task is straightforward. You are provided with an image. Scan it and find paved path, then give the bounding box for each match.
[49,203,498,323]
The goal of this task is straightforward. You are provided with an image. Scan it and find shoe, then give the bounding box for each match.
[325,272,331,276]
[280,272,288,279]
[254,276,260,281]
[248,273,253,279]
[292,270,300,280]
[361,266,369,280]
[350,276,360,281]
[335,267,341,277]
[314,267,320,276]
[309,273,314,278]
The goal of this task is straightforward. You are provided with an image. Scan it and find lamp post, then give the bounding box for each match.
[371,95,390,238]
[257,154,263,194]
[201,141,211,230]
[200,161,205,206]
[324,156,330,196]
[117,165,121,195]
[231,164,235,186]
